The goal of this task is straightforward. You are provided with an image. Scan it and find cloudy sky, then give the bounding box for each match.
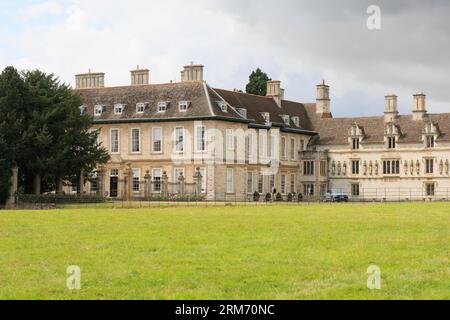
[0,0,449,116]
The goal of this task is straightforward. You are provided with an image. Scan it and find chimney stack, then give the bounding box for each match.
[316,80,331,118]
[384,94,398,122]
[131,65,149,85]
[75,70,105,89]
[181,62,204,82]
[266,80,284,108]
[412,93,427,121]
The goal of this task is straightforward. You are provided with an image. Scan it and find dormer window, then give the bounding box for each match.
[281,115,290,125]
[157,102,168,113]
[114,104,125,115]
[292,116,300,127]
[423,122,439,148]
[217,101,227,112]
[352,138,360,150]
[94,105,104,116]
[388,137,396,149]
[385,123,400,149]
[426,136,435,148]
[79,105,86,115]
[348,124,365,150]
[260,112,270,124]
[236,108,247,119]
[136,103,147,114]
[178,101,190,112]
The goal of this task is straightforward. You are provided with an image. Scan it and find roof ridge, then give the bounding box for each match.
[213,87,274,99]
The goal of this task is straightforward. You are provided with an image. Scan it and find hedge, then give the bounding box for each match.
[18,194,107,204]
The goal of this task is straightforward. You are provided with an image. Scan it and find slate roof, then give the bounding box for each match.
[304,104,450,145]
[76,81,450,144]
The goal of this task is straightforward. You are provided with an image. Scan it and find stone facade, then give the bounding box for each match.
[72,64,450,201]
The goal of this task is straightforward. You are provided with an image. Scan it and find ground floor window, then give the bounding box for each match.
[132,169,140,193]
[303,184,314,196]
[290,174,296,194]
[247,171,254,194]
[281,174,286,194]
[351,183,360,197]
[425,183,435,196]
[153,169,162,193]
[269,175,275,193]
[226,168,234,193]
[258,173,264,194]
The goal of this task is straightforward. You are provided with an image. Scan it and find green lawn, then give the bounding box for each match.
[0,203,449,300]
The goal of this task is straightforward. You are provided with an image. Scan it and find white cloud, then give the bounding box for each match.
[2,0,449,116]
[18,1,62,21]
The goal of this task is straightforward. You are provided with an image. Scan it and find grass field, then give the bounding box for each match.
[0,203,449,300]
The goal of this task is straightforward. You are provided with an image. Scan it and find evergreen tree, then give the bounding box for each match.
[245,68,271,96]
[0,67,27,203]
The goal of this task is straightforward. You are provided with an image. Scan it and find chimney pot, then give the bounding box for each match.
[131,66,149,86]
[75,70,105,89]
[181,63,204,82]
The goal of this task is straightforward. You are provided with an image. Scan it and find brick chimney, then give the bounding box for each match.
[316,80,332,118]
[131,65,149,85]
[181,62,204,82]
[412,93,427,121]
[75,69,105,89]
[266,80,284,108]
[384,94,398,122]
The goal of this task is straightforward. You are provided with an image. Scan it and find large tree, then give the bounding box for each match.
[0,67,27,203]
[245,68,271,96]
[19,70,110,194]
[0,67,110,203]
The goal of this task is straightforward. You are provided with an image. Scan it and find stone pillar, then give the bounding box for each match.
[6,166,18,208]
[178,173,185,195]
[162,171,168,196]
[144,170,151,199]
[97,166,105,196]
[124,166,133,201]
[193,167,202,195]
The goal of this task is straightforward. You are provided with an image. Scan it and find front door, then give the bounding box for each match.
[110,177,118,197]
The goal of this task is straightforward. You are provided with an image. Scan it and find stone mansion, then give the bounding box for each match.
[74,63,450,201]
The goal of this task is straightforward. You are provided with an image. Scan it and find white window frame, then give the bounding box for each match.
[152,127,163,153]
[110,128,120,154]
[94,105,103,116]
[174,127,185,153]
[130,128,141,154]
[217,101,227,112]
[290,138,296,160]
[281,136,287,160]
[114,104,124,115]
[281,174,286,194]
[195,125,206,152]
[248,132,254,158]
[136,103,146,114]
[259,131,266,160]
[226,168,234,193]
[270,135,277,159]
[247,171,254,194]
[290,174,296,193]
[132,168,141,193]
[178,101,190,112]
[157,102,168,113]
[152,168,162,193]
[226,129,234,151]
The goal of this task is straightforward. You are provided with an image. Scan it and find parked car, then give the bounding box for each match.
[325,190,349,202]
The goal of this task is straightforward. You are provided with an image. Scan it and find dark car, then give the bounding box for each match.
[325,190,349,202]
